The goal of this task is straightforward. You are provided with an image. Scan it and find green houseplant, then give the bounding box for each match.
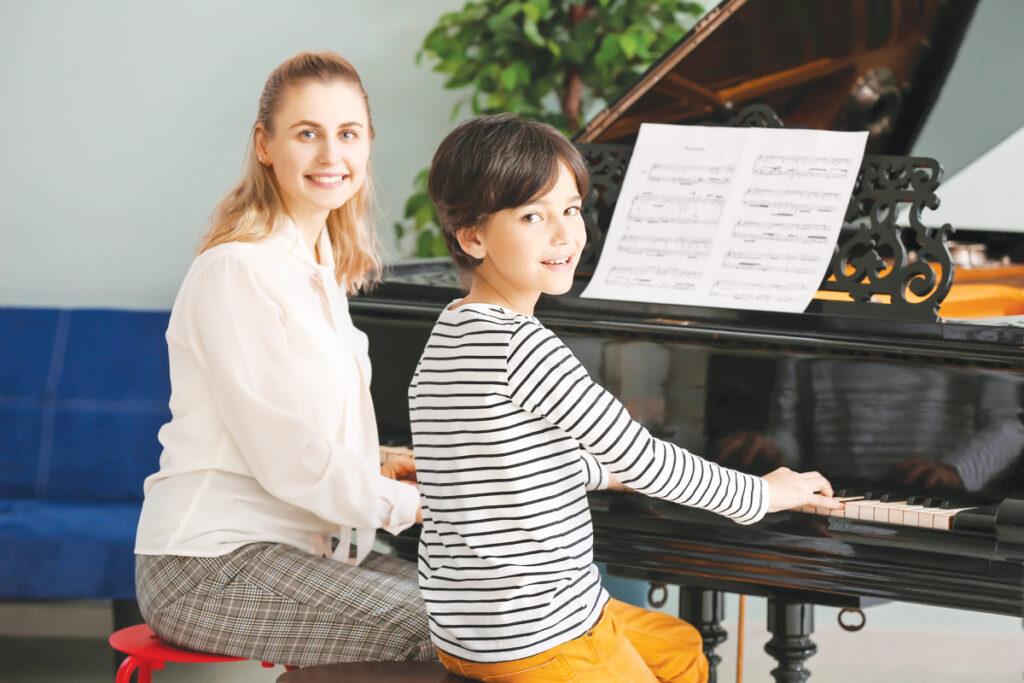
[396,0,706,257]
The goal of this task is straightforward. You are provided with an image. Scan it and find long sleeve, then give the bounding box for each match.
[182,251,417,532]
[578,451,611,491]
[506,321,767,524]
[948,378,1024,492]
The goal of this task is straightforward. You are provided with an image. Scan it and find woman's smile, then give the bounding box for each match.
[306,172,349,188]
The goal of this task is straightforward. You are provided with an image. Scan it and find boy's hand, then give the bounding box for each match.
[761,467,842,513]
[606,472,633,492]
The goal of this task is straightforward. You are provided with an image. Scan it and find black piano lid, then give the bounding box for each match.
[575,0,979,155]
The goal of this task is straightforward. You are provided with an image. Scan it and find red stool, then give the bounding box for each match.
[109,623,296,682]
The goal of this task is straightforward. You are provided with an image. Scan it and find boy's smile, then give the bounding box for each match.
[457,161,586,316]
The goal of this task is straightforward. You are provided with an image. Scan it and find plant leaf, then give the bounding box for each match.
[619,32,638,59]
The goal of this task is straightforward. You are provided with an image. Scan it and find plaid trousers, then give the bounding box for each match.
[135,543,436,667]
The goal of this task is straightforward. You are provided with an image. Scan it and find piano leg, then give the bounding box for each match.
[764,600,816,683]
[678,588,727,683]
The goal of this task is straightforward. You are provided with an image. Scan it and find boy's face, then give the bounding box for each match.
[459,161,585,315]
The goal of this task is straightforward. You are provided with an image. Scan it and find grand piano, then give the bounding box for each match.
[359,1,1024,680]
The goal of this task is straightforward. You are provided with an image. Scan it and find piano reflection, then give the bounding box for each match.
[359,1,1024,681]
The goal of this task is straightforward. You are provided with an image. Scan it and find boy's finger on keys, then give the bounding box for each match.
[802,471,834,497]
[811,493,844,509]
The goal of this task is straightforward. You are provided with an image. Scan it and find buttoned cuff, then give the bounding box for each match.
[378,477,421,535]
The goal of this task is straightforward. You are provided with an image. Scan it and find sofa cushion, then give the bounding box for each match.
[0,308,171,503]
[0,499,141,599]
[0,309,60,499]
[0,306,171,600]
[46,310,171,503]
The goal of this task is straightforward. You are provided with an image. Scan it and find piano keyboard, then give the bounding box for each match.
[797,487,999,531]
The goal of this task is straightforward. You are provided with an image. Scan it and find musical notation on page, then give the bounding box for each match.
[581,123,868,313]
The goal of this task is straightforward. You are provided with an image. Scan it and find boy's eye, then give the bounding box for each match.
[565,206,581,216]
[522,213,542,224]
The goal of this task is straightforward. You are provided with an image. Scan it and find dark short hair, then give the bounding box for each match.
[428,113,590,276]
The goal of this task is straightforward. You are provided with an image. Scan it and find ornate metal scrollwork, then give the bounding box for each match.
[576,103,955,321]
[815,155,954,321]
[723,103,785,129]
[576,143,634,270]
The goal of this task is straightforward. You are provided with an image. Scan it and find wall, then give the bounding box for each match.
[911,0,1024,176]
[0,0,464,309]
[1,1,1021,310]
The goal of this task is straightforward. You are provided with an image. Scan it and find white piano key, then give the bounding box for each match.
[793,495,982,532]
[929,507,976,530]
[867,500,911,522]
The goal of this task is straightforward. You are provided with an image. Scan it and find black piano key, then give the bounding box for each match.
[833,481,874,497]
[939,496,1001,510]
[864,488,916,501]
[878,490,918,503]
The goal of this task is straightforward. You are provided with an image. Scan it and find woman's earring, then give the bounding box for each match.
[258,156,264,163]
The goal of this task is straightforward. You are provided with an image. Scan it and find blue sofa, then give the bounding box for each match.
[0,307,170,613]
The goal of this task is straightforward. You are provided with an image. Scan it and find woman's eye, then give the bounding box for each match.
[299,130,317,140]
[522,213,542,224]
[341,130,357,140]
[565,206,581,216]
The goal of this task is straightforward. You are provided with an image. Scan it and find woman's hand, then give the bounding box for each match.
[761,467,842,513]
[380,446,417,482]
[381,455,417,482]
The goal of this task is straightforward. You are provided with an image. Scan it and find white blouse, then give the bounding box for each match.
[135,218,419,565]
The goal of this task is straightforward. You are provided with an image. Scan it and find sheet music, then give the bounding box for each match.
[581,124,868,312]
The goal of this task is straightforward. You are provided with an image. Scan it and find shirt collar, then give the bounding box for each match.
[268,215,336,276]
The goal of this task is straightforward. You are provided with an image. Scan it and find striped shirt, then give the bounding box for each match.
[409,303,768,662]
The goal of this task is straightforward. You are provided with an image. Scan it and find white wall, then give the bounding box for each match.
[0,0,465,309]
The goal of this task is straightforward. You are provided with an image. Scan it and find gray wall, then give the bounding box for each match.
[911,0,1024,175]
[1,0,1022,310]
[0,0,465,309]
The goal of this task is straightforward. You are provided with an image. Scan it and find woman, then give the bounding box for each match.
[134,52,434,667]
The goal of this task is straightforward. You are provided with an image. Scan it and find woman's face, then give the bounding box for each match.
[257,79,371,228]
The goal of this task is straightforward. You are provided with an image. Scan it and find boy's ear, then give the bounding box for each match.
[456,227,486,260]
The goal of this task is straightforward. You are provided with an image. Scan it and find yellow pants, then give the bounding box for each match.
[437,598,709,682]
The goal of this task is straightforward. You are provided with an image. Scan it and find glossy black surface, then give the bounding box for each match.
[357,4,1023,659]
[353,262,1024,618]
[577,0,978,155]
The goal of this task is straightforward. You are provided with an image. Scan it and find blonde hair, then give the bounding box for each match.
[199,52,380,294]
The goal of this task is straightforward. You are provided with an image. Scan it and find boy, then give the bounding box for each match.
[409,113,841,682]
